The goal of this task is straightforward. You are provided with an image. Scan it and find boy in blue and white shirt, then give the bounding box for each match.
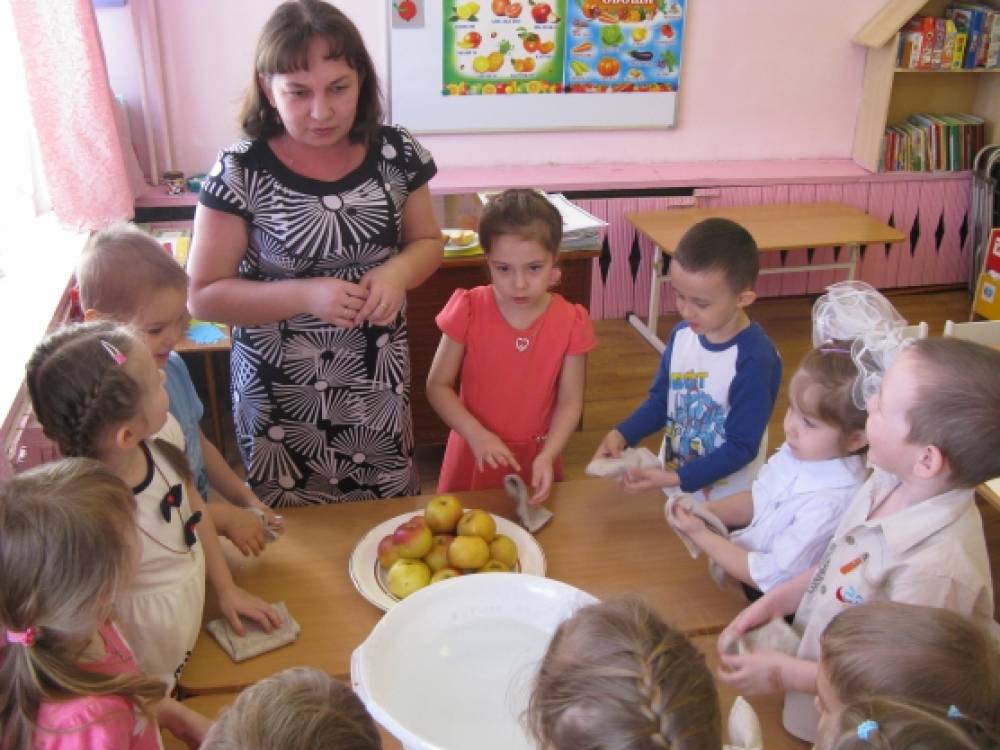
[594,218,781,501]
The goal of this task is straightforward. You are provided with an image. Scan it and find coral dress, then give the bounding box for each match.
[436,286,596,492]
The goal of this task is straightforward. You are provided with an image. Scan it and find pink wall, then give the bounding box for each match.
[98,1,876,179]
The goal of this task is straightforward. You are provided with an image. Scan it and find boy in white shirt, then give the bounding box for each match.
[716,336,999,742]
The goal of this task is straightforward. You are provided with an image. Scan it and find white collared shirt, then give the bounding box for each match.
[731,443,867,592]
[782,468,993,742]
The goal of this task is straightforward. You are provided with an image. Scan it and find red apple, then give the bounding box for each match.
[377,534,401,569]
[423,534,455,572]
[424,494,464,533]
[531,2,551,23]
[393,517,433,559]
[661,24,674,38]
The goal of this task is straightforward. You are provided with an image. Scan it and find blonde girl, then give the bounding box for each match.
[671,342,868,598]
[201,667,381,749]
[0,459,210,749]
[527,597,721,750]
[816,601,1000,737]
[26,322,280,688]
[427,189,597,503]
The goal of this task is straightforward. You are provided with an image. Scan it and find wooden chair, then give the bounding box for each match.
[899,321,929,339]
[942,319,1000,346]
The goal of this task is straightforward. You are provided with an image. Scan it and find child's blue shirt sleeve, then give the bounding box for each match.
[164,353,209,499]
[676,332,782,492]
[615,326,680,445]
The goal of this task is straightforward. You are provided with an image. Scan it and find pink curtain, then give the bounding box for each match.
[10,0,133,229]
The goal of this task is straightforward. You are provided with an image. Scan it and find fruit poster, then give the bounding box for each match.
[441,0,684,96]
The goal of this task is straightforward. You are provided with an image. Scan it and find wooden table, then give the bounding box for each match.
[625,203,907,352]
[179,478,747,695]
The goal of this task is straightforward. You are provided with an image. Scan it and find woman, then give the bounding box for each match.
[188,0,442,506]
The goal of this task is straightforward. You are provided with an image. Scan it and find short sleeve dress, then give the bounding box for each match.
[435,286,597,491]
[199,126,436,506]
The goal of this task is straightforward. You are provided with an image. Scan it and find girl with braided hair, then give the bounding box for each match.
[26,322,280,689]
[527,597,721,750]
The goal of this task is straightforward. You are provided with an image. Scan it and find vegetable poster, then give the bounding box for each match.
[442,0,685,96]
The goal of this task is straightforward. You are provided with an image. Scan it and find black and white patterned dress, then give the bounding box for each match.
[198,126,436,506]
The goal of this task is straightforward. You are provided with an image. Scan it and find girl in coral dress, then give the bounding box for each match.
[427,189,597,503]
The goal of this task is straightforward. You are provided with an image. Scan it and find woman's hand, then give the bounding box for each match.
[217,586,282,636]
[469,430,521,473]
[530,453,554,505]
[306,277,368,327]
[357,264,407,326]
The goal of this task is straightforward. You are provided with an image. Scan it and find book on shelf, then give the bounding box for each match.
[879,112,985,172]
[896,4,1000,69]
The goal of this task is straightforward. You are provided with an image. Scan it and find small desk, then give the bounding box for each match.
[625,203,907,352]
[175,327,231,452]
[179,478,746,696]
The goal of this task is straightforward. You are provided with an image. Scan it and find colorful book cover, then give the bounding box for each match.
[942,19,958,67]
[953,30,968,67]
[932,17,946,66]
[920,15,936,66]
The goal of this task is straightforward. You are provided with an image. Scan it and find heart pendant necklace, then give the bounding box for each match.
[515,337,529,352]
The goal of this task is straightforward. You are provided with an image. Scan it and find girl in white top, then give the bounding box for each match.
[27,322,281,687]
[670,342,868,597]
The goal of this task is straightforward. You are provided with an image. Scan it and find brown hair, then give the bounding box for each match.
[0,459,166,750]
[77,223,189,320]
[239,0,383,146]
[820,601,1000,736]
[527,598,721,750]
[25,322,190,479]
[817,698,999,750]
[200,667,381,750]
[478,188,563,255]
[904,338,1000,487]
[790,342,868,451]
[673,218,759,293]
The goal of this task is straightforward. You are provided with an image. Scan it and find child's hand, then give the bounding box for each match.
[217,586,282,636]
[592,429,626,461]
[212,503,266,557]
[621,466,678,493]
[671,504,708,538]
[530,453,554,505]
[244,491,285,535]
[718,598,778,652]
[156,697,212,749]
[717,649,795,695]
[469,430,521,472]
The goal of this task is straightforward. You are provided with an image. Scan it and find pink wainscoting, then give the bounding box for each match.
[584,175,972,320]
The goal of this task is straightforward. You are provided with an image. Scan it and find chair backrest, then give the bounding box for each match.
[942,319,1000,346]
[899,321,929,340]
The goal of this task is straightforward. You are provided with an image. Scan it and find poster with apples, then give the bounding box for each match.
[565,0,684,93]
[443,0,567,96]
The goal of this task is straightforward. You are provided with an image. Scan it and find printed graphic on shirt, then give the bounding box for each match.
[666,369,725,464]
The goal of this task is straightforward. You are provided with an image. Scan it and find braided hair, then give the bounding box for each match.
[26,321,190,479]
[527,598,721,750]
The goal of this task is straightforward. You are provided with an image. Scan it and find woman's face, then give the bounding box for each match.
[262,35,361,149]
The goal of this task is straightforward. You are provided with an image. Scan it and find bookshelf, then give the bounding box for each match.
[852,0,1000,171]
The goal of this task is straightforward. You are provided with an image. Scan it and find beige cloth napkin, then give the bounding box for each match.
[504,474,553,533]
[718,618,801,659]
[663,492,732,586]
[585,446,661,479]
[206,602,300,663]
[724,696,764,750]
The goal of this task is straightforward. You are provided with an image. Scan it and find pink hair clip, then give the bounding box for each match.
[100,340,127,366]
[5,627,37,647]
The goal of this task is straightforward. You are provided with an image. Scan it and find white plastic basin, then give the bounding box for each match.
[351,573,596,750]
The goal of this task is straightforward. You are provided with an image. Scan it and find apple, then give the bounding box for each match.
[530,2,551,23]
[423,534,455,572]
[386,558,431,598]
[424,495,464,534]
[489,534,518,569]
[448,535,490,569]
[479,560,510,573]
[377,534,401,569]
[456,509,497,542]
[393,517,433,559]
[430,567,463,584]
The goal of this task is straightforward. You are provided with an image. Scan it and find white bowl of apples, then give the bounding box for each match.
[351,573,596,750]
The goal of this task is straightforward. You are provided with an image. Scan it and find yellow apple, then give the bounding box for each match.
[489,534,518,569]
[478,560,510,573]
[377,534,401,570]
[448,535,490,570]
[392,517,433,559]
[386,558,431,599]
[456,509,496,542]
[424,495,464,534]
[423,534,455,572]
[430,567,463,584]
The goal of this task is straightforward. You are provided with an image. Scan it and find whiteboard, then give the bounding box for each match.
[388,1,684,134]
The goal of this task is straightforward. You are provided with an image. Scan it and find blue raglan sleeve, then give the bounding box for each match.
[676,332,782,492]
[615,326,680,446]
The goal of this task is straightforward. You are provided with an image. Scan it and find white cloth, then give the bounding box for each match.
[724,696,763,750]
[115,415,206,689]
[585,446,661,480]
[782,468,993,742]
[731,444,866,592]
